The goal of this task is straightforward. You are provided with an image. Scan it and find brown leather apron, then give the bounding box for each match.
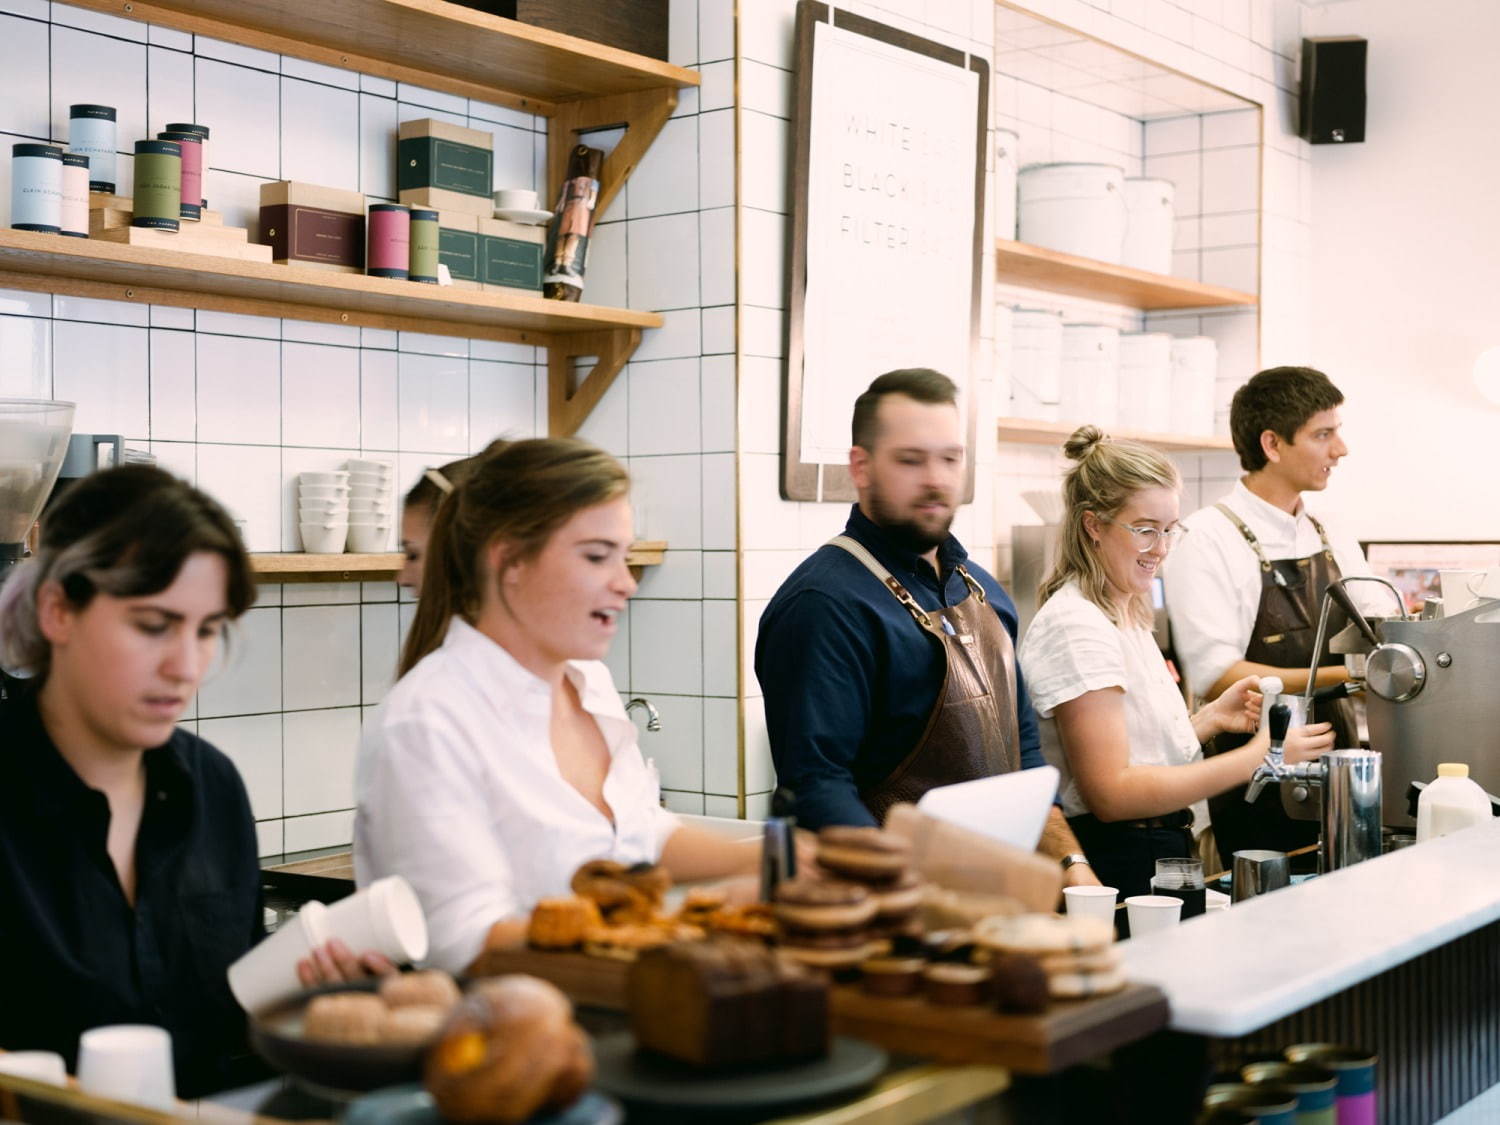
[1204,504,1360,867]
[828,536,1020,824]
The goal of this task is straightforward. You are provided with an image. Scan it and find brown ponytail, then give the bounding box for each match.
[398,438,630,677]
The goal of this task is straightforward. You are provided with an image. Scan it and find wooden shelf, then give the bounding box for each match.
[0,230,660,437]
[995,238,1257,310]
[66,0,698,112]
[251,541,669,583]
[998,417,1234,453]
[67,0,694,222]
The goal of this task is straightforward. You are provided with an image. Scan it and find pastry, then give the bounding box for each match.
[816,826,911,883]
[988,953,1050,1015]
[582,922,675,961]
[527,896,604,950]
[425,976,593,1125]
[381,969,462,1010]
[874,871,924,919]
[628,940,829,1069]
[922,963,992,1006]
[1037,945,1124,976]
[774,878,878,970]
[921,929,979,963]
[859,956,926,997]
[706,903,776,940]
[569,859,669,923]
[302,992,388,1045]
[1048,967,1127,999]
[773,878,878,931]
[678,887,728,927]
[973,913,1113,957]
[919,886,1024,931]
[380,1003,449,1046]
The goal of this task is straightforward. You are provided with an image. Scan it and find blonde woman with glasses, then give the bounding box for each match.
[1017,427,1333,900]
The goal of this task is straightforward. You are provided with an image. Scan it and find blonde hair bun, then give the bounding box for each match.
[1063,425,1108,462]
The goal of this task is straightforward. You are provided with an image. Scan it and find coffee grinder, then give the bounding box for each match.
[0,399,75,581]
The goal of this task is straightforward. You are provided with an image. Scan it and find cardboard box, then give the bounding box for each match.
[259,181,366,271]
[436,211,482,286]
[476,216,545,293]
[397,118,493,216]
[885,803,1063,913]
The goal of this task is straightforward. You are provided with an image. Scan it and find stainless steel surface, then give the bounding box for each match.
[1320,749,1383,872]
[759,817,795,900]
[1301,575,1408,715]
[1365,599,1500,825]
[1365,641,1427,702]
[625,696,661,732]
[1231,849,1290,902]
[1010,523,1060,633]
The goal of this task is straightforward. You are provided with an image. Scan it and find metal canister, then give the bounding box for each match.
[409,207,439,283]
[1284,1045,1377,1125]
[132,139,182,231]
[1204,1081,1298,1124]
[1242,1061,1337,1125]
[10,143,63,232]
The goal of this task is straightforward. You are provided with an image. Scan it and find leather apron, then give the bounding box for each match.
[1204,504,1360,867]
[828,536,1020,824]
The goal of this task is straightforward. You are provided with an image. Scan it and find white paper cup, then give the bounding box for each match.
[323,876,429,965]
[1063,884,1119,922]
[77,1025,176,1109]
[1125,894,1182,937]
[227,900,330,1015]
[494,188,539,211]
[0,1050,68,1085]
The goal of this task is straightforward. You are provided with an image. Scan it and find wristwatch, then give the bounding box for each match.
[1060,853,1092,872]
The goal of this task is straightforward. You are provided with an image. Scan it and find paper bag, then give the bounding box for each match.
[885,802,1061,913]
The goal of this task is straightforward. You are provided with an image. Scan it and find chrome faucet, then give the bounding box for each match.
[625,697,661,732]
[1246,701,1296,804]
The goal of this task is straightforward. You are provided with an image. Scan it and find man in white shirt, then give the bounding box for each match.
[1165,365,1372,865]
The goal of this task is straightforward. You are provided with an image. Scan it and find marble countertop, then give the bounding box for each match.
[1118,819,1500,1037]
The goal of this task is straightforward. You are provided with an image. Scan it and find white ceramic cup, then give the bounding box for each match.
[300,521,350,554]
[76,1025,176,1109]
[227,900,330,1015]
[0,1050,68,1085]
[1125,894,1182,937]
[348,496,391,512]
[493,188,539,211]
[299,485,350,500]
[298,471,349,486]
[344,458,393,476]
[323,876,429,966]
[1062,884,1119,922]
[347,525,392,553]
[347,471,387,487]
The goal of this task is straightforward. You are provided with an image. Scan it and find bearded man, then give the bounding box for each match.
[755,369,1098,885]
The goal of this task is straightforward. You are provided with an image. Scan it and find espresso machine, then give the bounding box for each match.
[0,399,75,581]
[1255,575,1500,851]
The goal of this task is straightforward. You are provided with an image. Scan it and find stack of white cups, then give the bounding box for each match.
[298,471,350,553]
[346,458,394,553]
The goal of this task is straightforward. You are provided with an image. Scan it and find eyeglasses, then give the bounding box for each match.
[1097,516,1189,552]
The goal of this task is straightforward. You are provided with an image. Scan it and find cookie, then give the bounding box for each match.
[973,913,1113,957]
[922,963,991,1006]
[773,878,878,931]
[860,956,925,998]
[816,827,911,882]
[989,952,1050,1015]
[1047,968,1127,999]
[1038,946,1124,975]
[873,872,924,919]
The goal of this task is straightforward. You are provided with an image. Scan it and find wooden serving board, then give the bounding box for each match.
[469,947,1169,1075]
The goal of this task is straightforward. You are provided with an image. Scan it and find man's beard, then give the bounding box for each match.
[866,486,955,555]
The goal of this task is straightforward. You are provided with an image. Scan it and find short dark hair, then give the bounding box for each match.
[851,368,958,450]
[1229,366,1345,472]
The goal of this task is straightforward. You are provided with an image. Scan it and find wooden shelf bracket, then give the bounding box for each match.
[548,87,679,221]
[548,326,641,437]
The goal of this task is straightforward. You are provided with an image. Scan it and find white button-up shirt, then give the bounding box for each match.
[1164,480,1374,699]
[354,617,680,973]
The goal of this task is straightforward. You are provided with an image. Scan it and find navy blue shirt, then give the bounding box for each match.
[755,505,1044,830]
[0,688,267,1097]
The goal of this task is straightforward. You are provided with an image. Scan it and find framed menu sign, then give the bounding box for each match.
[782,1,988,501]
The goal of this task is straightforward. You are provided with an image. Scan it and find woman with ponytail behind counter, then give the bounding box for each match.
[1016,428,1335,899]
[355,438,776,975]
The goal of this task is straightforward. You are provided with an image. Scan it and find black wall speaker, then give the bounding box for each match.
[1300,37,1368,144]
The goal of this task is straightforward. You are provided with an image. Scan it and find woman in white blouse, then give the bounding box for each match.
[1017,427,1333,899]
[355,439,763,973]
